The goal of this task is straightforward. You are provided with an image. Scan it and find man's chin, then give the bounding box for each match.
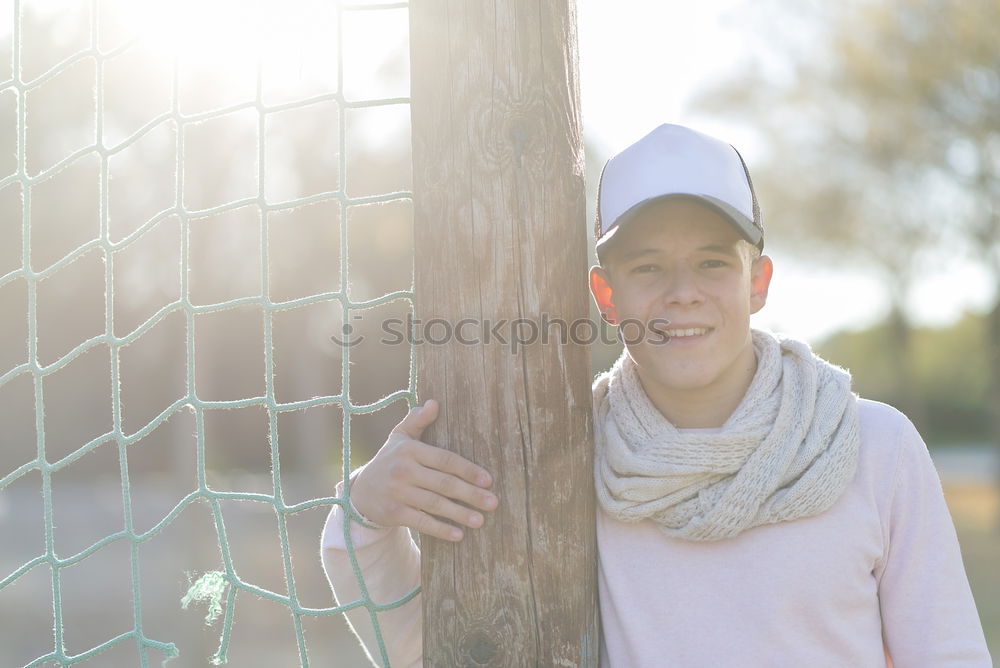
[633,362,715,395]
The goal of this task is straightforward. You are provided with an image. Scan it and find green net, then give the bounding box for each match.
[0,0,417,665]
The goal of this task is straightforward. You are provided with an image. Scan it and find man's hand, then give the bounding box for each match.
[349,400,499,542]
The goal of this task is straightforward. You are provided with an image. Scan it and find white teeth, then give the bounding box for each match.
[664,328,709,338]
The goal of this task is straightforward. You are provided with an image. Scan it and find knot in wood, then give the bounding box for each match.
[506,116,532,167]
[461,629,500,665]
[471,80,550,174]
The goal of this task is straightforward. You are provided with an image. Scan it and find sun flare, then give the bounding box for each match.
[96,0,407,100]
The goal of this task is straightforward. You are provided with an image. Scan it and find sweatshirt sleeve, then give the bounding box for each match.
[874,417,992,667]
[320,469,423,668]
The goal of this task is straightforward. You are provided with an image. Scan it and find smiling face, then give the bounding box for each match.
[590,197,773,427]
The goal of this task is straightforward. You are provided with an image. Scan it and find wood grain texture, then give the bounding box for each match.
[409,1,598,666]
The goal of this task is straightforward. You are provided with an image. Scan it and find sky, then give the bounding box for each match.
[575,0,994,343]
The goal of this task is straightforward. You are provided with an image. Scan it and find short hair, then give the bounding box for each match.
[740,239,762,264]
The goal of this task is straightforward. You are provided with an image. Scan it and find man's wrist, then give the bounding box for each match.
[345,471,389,531]
[348,496,389,530]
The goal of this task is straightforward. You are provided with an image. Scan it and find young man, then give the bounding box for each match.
[322,124,992,666]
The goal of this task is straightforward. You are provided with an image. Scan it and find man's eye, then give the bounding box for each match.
[632,264,659,274]
[702,259,728,269]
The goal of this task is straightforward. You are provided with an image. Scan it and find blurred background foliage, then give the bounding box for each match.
[820,312,992,445]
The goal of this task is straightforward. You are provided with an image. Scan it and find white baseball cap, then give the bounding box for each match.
[594,123,764,258]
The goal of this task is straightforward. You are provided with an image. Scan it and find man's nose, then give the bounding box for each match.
[661,266,703,306]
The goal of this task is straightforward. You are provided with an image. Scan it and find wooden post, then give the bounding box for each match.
[409,0,598,666]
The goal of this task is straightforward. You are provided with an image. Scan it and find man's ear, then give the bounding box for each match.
[749,255,773,315]
[589,266,618,324]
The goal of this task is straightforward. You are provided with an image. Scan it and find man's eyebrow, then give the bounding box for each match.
[618,248,660,262]
[616,243,740,262]
[697,243,740,257]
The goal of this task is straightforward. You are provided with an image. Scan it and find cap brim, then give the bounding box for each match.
[595,193,762,260]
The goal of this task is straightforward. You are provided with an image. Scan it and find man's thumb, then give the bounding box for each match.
[395,399,439,440]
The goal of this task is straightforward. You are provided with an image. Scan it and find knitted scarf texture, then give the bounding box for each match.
[593,329,860,542]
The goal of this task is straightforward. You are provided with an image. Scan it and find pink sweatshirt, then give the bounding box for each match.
[321,399,992,667]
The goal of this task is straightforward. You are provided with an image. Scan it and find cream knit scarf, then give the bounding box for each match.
[593,329,860,542]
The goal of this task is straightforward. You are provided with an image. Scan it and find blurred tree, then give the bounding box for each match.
[694,0,1000,468]
[819,311,992,445]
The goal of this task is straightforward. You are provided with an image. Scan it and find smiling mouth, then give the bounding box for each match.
[662,327,711,338]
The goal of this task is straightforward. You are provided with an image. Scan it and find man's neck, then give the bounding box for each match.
[639,349,759,430]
